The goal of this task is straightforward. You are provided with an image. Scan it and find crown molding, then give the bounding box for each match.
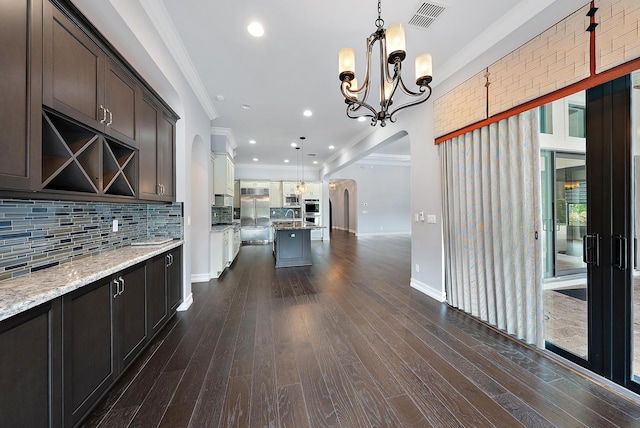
[139,0,218,120]
[211,127,238,150]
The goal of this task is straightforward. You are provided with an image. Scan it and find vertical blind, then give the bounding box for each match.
[439,110,543,346]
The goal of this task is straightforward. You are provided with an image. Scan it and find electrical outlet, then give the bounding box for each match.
[427,215,437,224]
[415,263,420,272]
[112,219,118,232]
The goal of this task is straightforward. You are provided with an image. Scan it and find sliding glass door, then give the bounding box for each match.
[542,72,640,393]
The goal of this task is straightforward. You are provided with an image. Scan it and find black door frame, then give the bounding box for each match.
[584,74,637,391]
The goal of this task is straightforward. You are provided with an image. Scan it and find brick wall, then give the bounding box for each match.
[433,1,640,139]
[434,71,487,139]
[488,4,591,116]
[596,0,640,73]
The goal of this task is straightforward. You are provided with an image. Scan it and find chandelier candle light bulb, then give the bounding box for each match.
[385,23,406,62]
[415,53,433,85]
[338,0,433,126]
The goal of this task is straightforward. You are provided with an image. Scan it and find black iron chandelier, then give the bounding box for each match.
[338,0,433,127]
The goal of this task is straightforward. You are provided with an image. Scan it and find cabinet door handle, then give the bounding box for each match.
[166,253,171,267]
[119,276,125,294]
[113,278,120,298]
[157,184,161,195]
[107,109,113,126]
[161,184,165,195]
[100,105,107,124]
[170,253,174,265]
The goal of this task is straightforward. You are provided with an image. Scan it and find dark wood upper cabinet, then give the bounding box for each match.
[0,0,42,191]
[138,92,176,201]
[43,2,138,148]
[104,59,138,147]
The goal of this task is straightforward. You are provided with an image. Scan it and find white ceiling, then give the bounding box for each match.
[146,0,588,169]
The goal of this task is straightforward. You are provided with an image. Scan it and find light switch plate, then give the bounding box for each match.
[112,219,119,232]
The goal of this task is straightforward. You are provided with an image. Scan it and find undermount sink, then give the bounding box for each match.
[131,237,173,246]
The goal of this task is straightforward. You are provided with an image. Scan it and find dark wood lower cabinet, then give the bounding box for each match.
[0,300,62,428]
[168,247,182,312]
[116,264,148,371]
[147,253,169,337]
[63,277,115,427]
[0,247,181,427]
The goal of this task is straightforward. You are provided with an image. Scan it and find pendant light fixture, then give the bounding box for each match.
[294,146,301,195]
[338,0,433,127]
[297,137,308,194]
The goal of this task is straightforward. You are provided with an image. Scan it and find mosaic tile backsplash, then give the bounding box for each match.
[211,206,233,225]
[0,199,183,281]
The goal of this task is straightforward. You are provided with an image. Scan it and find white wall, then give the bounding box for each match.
[330,164,411,236]
[321,104,443,300]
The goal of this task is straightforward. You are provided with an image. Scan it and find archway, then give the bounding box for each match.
[189,135,210,281]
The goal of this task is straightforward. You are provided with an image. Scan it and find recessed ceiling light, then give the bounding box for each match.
[358,116,367,122]
[215,95,225,102]
[247,22,264,37]
[253,158,259,162]
[313,161,318,164]
[284,159,289,163]
[290,142,297,147]
[241,104,251,110]
[303,110,313,117]
[328,145,335,150]
[249,139,256,144]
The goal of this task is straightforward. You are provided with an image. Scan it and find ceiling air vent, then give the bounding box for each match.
[408,1,446,30]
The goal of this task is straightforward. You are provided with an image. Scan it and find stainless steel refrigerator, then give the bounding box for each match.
[240,187,271,243]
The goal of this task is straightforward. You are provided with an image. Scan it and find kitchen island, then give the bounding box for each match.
[272,221,323,267]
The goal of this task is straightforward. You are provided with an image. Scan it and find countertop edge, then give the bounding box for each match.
[0,240,184,323]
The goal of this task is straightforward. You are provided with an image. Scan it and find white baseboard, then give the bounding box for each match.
[410,278,446,302]
[356,231,411,237]
[177,293,193,311]
[191,273,210,283]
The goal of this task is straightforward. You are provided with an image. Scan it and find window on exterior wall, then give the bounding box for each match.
[540,103,553,134]
[568,104,586,138]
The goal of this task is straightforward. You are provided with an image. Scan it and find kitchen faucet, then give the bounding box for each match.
[285,209,295,218]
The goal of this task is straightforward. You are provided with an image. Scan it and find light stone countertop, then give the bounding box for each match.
[272,221,325,230]
[0,240,184,322]
[210,224,236,232]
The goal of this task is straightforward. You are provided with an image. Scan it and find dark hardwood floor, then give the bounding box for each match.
[83,230,640,427]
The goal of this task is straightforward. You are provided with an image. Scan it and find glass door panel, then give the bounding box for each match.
[541,92,589,360]
[544,152,588,359]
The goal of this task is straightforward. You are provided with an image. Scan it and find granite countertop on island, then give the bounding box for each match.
[272,221,324,230]
[0,239,184,322]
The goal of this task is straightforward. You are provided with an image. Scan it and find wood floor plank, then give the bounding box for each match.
[275,340,301,387]
[278,383,310,428]
[386,394,431,428]
[128,370,183,428]
[342,361,402,427]
[220,374,252,428]
[250,344,278,427]
[95,406,139,428]
[293,340,339,427]
[313,335,372,428]
[188,269,251,427]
